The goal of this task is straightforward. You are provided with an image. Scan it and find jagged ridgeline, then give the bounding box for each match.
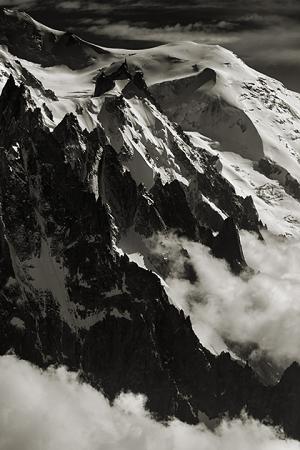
[0,7,300,441]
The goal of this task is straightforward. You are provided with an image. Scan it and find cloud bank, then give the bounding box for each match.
[148,231,300,372]
[0,355,299,450]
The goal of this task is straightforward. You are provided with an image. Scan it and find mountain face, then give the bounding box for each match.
[0,8,111,69]
[0,8,300,442]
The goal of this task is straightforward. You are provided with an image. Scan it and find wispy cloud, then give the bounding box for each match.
[83,20,238,45]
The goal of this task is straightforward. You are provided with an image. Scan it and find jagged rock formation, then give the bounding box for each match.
[189,152,262,234]
[212,217,247,273]
[0,11,300,443]
[0,74,299,441]
[94,73,116,97]
[94,60,155,102]
[94,60,131,97]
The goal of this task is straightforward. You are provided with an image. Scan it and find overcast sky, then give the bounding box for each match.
[1,0,300,92]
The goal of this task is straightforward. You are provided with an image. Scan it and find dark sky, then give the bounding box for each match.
[1,0,300,92]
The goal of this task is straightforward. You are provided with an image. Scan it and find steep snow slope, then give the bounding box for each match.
[2,21,298,164]
[136,42,300,235]
[0,44,206,190]
[145,42,300,166]
[189,132,300,237]
[127,43,300,237]
[2,32,300,238]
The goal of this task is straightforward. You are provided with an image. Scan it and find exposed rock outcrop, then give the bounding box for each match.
[212,217,247,274]
[255,157,300,202]
[0,73,300,443]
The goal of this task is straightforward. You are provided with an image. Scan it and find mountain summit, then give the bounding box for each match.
[0,9,300,442]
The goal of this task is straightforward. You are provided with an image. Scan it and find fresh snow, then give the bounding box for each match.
[1,34,300,239]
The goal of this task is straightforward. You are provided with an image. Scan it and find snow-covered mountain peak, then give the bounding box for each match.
[1,7,63,36]
[1,28,300,236]
[0,7,115,69]
[1,11,300,442]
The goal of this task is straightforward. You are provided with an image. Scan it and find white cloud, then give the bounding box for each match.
[148,231,300,370]
[85,21,238,45]
[0,355,299,450]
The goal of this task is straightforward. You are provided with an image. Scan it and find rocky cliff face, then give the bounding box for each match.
[0,12,300,443]
[0,73,299,441]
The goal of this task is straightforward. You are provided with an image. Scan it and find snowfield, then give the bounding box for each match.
[2,29,300,237]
